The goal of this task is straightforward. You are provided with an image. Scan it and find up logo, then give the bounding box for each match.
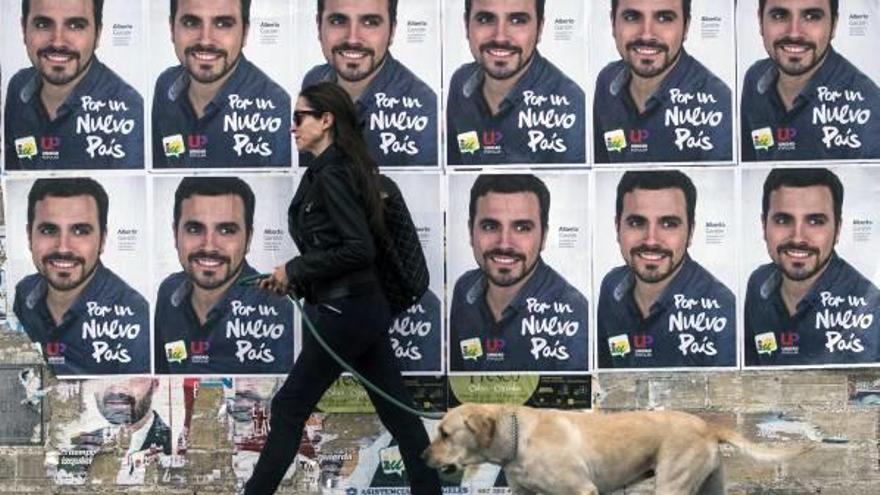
[190,341,211,355]
[776,127,798,142]
[483,337,506,354]
[779,332,799,347]
[40,136,61,151]
[632,334,654,349]
[187,135,208,149]
[629,129,650,143]
[45,341,67,356]
[482,130,503,146]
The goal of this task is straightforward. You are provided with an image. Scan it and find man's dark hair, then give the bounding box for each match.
[465,0,546,25]
[759,0,839,22]
[318,0,398,26]
[761,168,844,226]
[22,0,104,31]
[170,0,252,25]
[615,171,697,233]
[27,178,109,235]
[173,177,256,237]
[611,0,691,22]
[469,174,551,234]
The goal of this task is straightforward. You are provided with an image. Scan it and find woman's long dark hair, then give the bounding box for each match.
[299,82,385,235]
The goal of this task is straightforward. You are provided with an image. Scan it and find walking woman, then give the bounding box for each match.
[244,82,441,494]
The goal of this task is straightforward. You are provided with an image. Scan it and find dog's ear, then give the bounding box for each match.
[464,411,496,449]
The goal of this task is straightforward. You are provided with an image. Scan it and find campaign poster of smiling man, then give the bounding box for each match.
[447,172,591,373]
[443,0,587,166]
[742,166,880,367]
[295,0,440,167]
[5,176,151,377]
[149,0,292,168]
[593,169,737,370]
[738,0,880,162]
[2,0,145,170]
[152,175,296,375]
[590,0,735,165]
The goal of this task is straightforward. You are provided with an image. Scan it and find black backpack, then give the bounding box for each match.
[374,175,430,317]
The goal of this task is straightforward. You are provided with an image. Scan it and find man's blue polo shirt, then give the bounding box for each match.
[152,57,291,168]
[301,55,437,167]
[13,264,150,376]
[387,289,442,373]
[449,260,589,373]
[446,52,586,165]
[4,58,143,170]
[153,263,295,374]
[741,48,880,161]
[745,253,880,366]
[593,50,732,164]
[597,256,736,368]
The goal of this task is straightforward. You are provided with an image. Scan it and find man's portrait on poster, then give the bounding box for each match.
[449,174,589,373]
[4,0,144,170]
[13,178,150,376]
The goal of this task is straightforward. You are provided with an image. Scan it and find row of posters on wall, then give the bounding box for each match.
[1,0,880,169]
[27,372,880,490]
[4,166,880,377]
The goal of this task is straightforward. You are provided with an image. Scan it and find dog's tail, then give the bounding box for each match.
[715,428,815,462]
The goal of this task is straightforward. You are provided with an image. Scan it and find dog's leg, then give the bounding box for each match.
[654,446,721,495]
[695,464,726,495]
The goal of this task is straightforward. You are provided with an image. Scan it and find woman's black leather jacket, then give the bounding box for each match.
[284,144,379,302]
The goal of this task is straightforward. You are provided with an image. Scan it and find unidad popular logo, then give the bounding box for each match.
[460,337,483,360]
[604,129,627,152]
[608,334,631,357]
[755,332,778,355]
[751,127,775,151]
[165,340,188,363]
[163,134,186,158]
[457,131,480,154]
[15,136,38,159]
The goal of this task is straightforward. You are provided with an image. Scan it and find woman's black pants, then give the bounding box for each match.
[244,291,441,494]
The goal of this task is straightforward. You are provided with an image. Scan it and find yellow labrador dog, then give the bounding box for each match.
[424,403,811,495]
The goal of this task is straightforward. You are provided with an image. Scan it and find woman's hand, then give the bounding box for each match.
[258,265,291,297]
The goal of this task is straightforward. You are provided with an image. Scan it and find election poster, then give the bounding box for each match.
[147,0,293,169]
[151,174,296,375]
[166,377,298,487]
[46,377,173,486]
[382,171,444,374]
[737,0,880,162]
[741,165,880,369]
[5,175,151,378]
[593,168,738,371]
[446,171,591,375]
[442,0,588,167]
[294,0,442,168]
[588,0,736,165]
[1,0,148,171]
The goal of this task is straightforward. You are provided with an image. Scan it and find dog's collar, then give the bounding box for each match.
[499,411,519,466]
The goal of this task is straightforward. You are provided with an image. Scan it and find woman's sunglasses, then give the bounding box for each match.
[292,110,324,127]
